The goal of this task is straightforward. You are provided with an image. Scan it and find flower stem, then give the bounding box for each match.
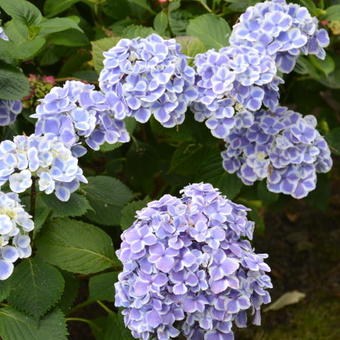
[66,317,101,332]
[30,177,36,220]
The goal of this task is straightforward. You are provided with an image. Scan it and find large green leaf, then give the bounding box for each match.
[176,36,206,57]
[120,197,150,230]
[186,14,230,49]
[47,29,89,46]
[0,307,68,340]
[58,272,80,313]
[0,0,42,26]
[36,218,117,274]
[41,193,92,218]
[91,37,121,74]
[0,37,46,60]
[44,0,80,18]
[7,258,64,319]
[153,10,168,34]
[0,63,30,100]
[324,5,340,21]
[84,176,133,226]
[88,272,118,302]
[38,17,83,36]
[195,150,243,199]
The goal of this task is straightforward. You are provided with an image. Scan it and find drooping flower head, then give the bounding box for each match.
[0,191,34,280]
[99,34,197,127]
[0,99,22,126]
[229,0,330,73]
[32,80,130,151]
[191,45,282,139]
[222,107,332,199]
[0,134,87,201]
[115,183,272,339]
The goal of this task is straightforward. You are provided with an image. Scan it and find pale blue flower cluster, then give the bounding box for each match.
[32,80,130,151]
[0,99,22,126]
[115,183,272,340]
[0,191,34,280]
[0,134,87,201]
[99,34,197,127]
[229,0,330,73]
[191,46,282,138]
[191,0,329,140]
[222,107,332,199]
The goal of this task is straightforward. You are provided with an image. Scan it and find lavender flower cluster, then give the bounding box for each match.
[32,80,130,151]
[0,99,22,126]
[229,0,330,73]
[99,34,197,127]
[0,191,34,280]
[191,0,329,140]
[222,107,332,199]
[191,46,282,139]
[115,183,272,340]
[0,134,87,201]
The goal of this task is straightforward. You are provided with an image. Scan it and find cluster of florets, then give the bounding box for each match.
[229,0,329,73]
[191,46,282,139]
[32,80,130,151]
[222,107,332,199]
[115,183,272,340]
[0,99,22,126]
[0,191,34,280]
[0,134,87,201]
[99,34,197,128]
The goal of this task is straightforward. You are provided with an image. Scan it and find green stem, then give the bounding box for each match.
[197,0,213,13]
[67,300,94,316]
[66,317,101,332]
[97,300,113,314]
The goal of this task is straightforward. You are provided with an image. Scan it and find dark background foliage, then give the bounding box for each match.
[0,0,339,339]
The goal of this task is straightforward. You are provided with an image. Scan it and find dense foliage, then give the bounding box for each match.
[0,0,339,339]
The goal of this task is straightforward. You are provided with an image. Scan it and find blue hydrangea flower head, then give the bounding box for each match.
[115,183,272,339]
[191,46,281,139]
[0,191,34,280]
[229,0,330,73]
[32,80,130,151]
[0,99,22,126]
[222,107,332,199]
[99,34,197,128]
[0,133,87,201]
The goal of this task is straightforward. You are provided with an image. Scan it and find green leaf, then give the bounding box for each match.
[88,272,118,302]
[91,37,121,74]
[44,0,80,18]
[0,0,42,26]
[48,29,89,46]
[128,0,155,15]
[0,37,46,60]
[176,36,206,57]
[58,272,80,313]
[84,176,133,226]
[121,24,155,39]
[309,54,335,76]
[0,280,10,303]
[169,9,193,36]
[41,193,92,218]
[38,17,83,36]
[195,150,243,199]
[7,258,64,319]
[4,20,28,43]
[0,63,29,100]
[324,5,340,21]
[225,0,261,12]
[326,127,340,155]
[153,11,168,34]
[0,307,68,340]
[36,218,117,274]
[186,14,230,49]
[170,144,205,176]
[307,174,331,211]
[120,197,150,230]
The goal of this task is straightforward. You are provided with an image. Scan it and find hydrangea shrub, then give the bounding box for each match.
[0,0,338,339]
